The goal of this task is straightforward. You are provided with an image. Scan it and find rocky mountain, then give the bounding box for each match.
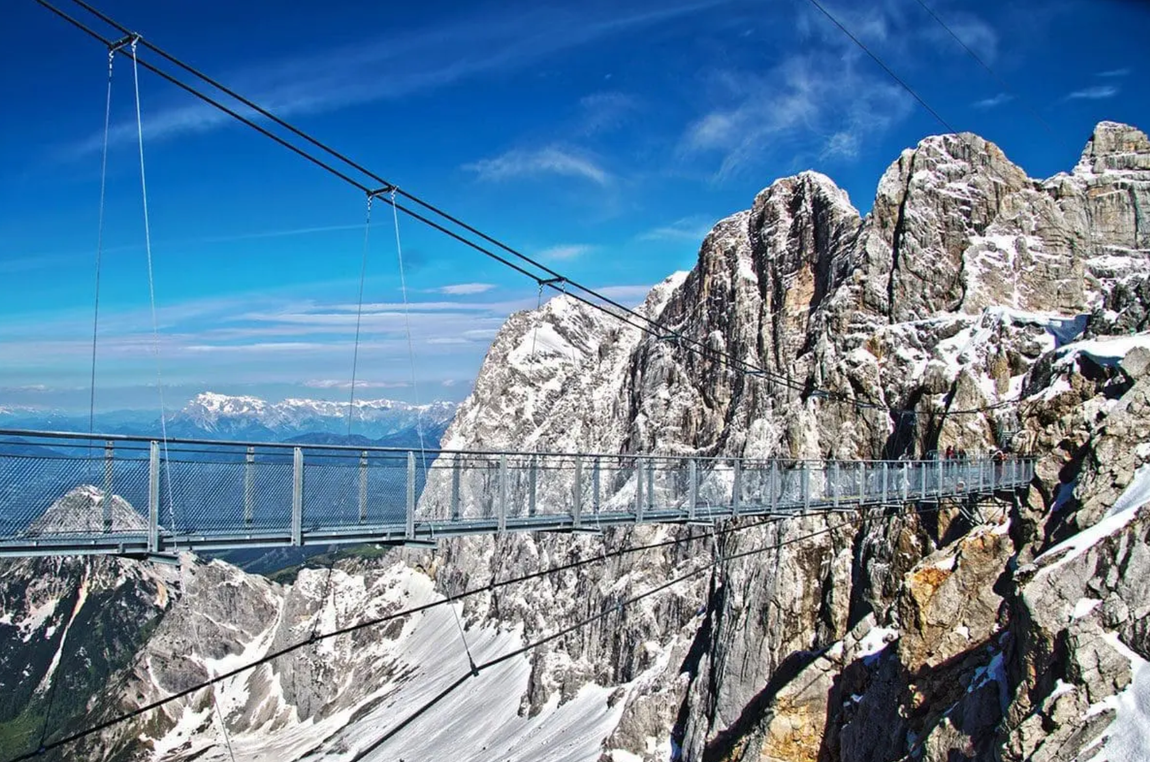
[166,392,458,442]
[1,121,1148,762]
[0,393,458,445]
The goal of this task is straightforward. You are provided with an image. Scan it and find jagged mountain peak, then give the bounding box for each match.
[172,391,458,440]
[26,485,147,535]
[1075,120,1150,175]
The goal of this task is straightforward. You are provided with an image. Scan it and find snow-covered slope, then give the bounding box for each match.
[3,121,1149,762]
[168,392,457,441]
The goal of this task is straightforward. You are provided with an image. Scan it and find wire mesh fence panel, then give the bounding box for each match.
[365,456,411,525]
[303,460,360,530]
[532,456,578,518]
[808,463,828,505]
[648,460,685,510]
[108,456,151,530]
[1,453,135,537]
[249,460,294,533]
[165,459,246,535]
[698,462,734,508]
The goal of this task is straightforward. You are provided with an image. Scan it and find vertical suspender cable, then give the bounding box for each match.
[390,190,428,468]
[88,48,115,439]
[132,42,233,758]
[347,196,374,436]
[130,38,176,535]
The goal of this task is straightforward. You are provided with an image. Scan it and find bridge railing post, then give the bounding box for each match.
[647,459,655,513]
[769,460,777,514]
[245,446,255,526]
[103,440,114,533]
[292,447,304,546]
[688,459,697,520]
[573,455,582,529]
[358,451,367,524]
[635,458,645,523]
[451,454,461,522]
[593,457,601,515]
[148,441,159,553]
[803,462,811,514]
[406,451,416,540]
[937,457,944,499]
[920,460,927,501]
[498,453,507,534]
[732,459,742,517]
[528,454,537,518]
[881,461,888,505]
[832,461,840,509]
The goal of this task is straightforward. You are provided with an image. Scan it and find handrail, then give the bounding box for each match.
[0,428,1035,466]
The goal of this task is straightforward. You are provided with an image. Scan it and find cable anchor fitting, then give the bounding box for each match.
[367,185,396,200]
[108,33,140,55]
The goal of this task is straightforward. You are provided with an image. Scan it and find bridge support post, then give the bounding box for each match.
[406,452,416,541]
[593,457,601,515]
[148,441,159,553]
[732,459,741,517]
[635,458,644,523]
[647,460,655,513]
[881,462,888,506]
[920,461,927,501]
[292,447,304,546]
[938,458,944,499]
[245,447,255,526]
[573,455,582,529]
[688,459,697,521]
[103,441,114,533]
[498,454,507,534]
[358,451,368,524]
[832,461,839,509]
[451,454,461,521]
[528,454,537,518]
[803,462,810,514]
[769,461,777,513]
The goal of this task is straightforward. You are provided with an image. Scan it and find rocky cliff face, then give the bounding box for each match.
[1,122,1147,762]
[418,121,1150,762]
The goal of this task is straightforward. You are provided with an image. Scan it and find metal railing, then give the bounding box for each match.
[0,429,1034,558]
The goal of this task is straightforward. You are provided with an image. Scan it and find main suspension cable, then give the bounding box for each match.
[36,0,1030,421]
[347,195,374,436]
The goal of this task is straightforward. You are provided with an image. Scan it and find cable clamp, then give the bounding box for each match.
[108,33,140,54]
[367,185,395,199]
[537,277,565,288]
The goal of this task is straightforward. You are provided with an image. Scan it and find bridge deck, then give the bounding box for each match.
[0,430,1033,558]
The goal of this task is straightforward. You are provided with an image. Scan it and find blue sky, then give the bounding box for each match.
[1,0,1147,413]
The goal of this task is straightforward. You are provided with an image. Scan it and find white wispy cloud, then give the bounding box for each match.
[1097,68,1130,78]
[577,92,639,135]
[596,284,656,304]
[972,93,1014,109]
[463,146,612,186]
[1065,85,1119,100]
[438,283,496,295]
[638,216,715,242]
[536,244,596,260]
[304,379,409,390]
[820,131,860,160]
[680,54,911,181]
[62,0,726,158]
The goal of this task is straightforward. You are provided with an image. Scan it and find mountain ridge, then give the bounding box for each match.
[1,121,1147,761]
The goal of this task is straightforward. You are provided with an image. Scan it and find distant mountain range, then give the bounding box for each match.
[0,392,458,448]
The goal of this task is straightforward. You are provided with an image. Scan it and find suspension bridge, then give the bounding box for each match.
[1,2,1036,562]
[0,428,1033,559]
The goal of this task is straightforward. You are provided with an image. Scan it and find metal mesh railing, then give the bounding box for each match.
[0,429,1035,556]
